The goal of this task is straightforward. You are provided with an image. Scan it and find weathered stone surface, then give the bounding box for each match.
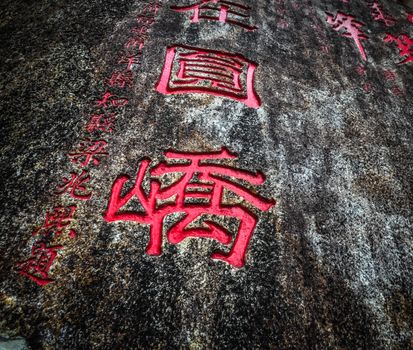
[0,0,412,349]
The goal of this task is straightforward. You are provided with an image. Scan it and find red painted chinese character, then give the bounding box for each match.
[107,71,134,88]
[277,19,289,29]
[320,45,330,54]
[355,65,366,76]
[155,45,261,108]
[131,26,149,37]
[391,86,404,96]
[104,147,275,267]
[68,139,109,167]
[363,82,374,93]
[171,0,257,31]
[384,33,413,64]
[56,170,92,200]
[326,12,368,61]
[32,206,76,238]
[17,242,63,286]
[125,36,146,50]
[119,52,141,70]
[383,69,396,81]
[96,92,128,108]
[136,15,156,27]
[85,113,116,133]
[142,2,160,16]
[368,1,395,27]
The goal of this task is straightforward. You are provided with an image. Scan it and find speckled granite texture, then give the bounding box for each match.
[1,0,412,349]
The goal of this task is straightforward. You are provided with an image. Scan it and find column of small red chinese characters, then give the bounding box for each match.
[274,0,289,29]
[368,0,409,96]
[347,1,393,93]
[367,0,395,27]
[16,1,162,286]
[302,0,332,54]
[354,64,374,93]
[381,68,405,96]
[380,3,411,97]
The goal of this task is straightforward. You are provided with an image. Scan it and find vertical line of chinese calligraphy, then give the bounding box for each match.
[16,1,161,286]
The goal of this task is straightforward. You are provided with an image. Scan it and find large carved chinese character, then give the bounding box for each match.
[155,45,261,108]
[104,147,275,267]
[326,12,368,61]
[171,0,257,31]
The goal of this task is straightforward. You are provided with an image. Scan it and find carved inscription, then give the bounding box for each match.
[326,11,368,61]
[155,45,261,108]
[104,147,275,267]
[17,1,161,285]
[171,0,257,31]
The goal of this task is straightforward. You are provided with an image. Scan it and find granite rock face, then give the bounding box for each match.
[1,0,412,349]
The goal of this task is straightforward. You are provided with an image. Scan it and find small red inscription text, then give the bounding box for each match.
[32,205,77,239]
[68,139,109,167]
[56,170,93,200]
[85,114,116,134]
[17,242,63,286]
